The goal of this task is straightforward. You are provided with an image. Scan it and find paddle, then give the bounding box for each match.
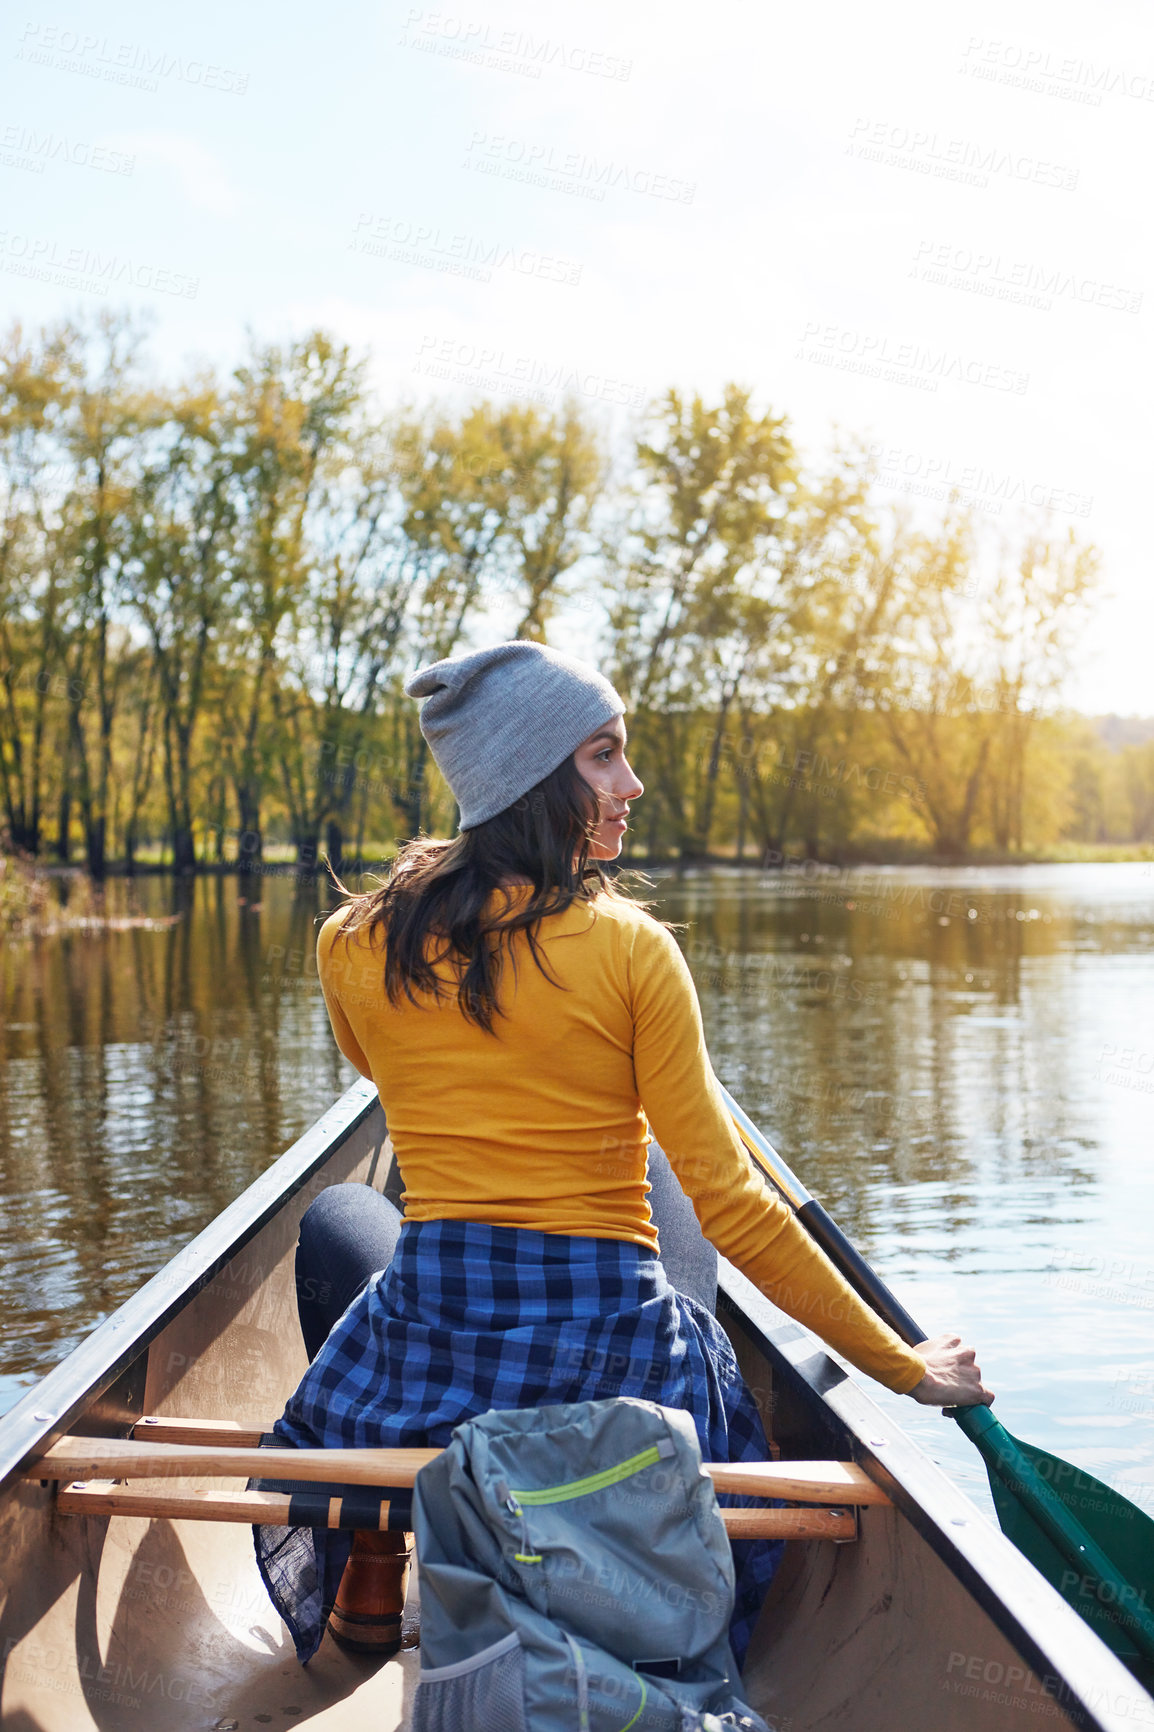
[717,1079,1154,1686]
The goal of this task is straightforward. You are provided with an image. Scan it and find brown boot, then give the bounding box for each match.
[329,1529,412,1656]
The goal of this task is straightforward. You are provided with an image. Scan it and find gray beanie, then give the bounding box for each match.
[404,641,626,830]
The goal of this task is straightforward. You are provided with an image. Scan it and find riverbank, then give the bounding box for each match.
[10,836,1153,891]
[0,855,184,937]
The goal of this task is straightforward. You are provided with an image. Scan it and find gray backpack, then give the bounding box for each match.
[410,1397,770,1732]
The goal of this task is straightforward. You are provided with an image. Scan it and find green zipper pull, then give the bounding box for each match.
[510,1443,670,1506]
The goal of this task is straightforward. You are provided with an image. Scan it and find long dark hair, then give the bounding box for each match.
[325,751,653,1034]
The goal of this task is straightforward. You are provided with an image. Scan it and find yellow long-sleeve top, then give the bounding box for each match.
[317,885,927,1395]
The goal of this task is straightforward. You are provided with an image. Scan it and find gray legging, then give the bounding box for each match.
[295,1140,719,1361]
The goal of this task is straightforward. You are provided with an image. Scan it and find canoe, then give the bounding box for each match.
[1,1077,1151,1731]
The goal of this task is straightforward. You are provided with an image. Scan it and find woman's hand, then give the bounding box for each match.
[907,1333,994,1408]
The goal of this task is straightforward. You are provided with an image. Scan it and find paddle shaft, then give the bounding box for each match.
[52,1482,857,1542]
[795,1197,925,1345]
[718,1078,1154,1668]
[724,1083,925,1344]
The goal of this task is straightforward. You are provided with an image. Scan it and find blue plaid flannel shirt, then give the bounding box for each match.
[254,1218,780,1668]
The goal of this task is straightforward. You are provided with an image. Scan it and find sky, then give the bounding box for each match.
[2,0,1151,711]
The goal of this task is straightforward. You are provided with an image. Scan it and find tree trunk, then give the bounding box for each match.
[85,814,107,880]
[173,727,197,874]
[642,789,662,862]
[67,698,102,878]
[55,776,72,863]
[161,714,194,873]
[171,825,197,874]
[392,731,428,838]
[325,818,344,879]
[0,675,27,850]
[760,833,783,868]
[354,773,370,868]
[123,688,154,877]
[693,690,735,856]
[92,655,115,881]
[735,768,748,862]
[235,786,263,867]
[1013,716,1030,854]
[27,677,48,856]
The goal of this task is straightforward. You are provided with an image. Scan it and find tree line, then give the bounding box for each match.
[0,305,1147,880]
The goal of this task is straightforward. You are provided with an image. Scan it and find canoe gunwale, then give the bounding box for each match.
[717,1259,1154,1732]
[0,1077,381,1496]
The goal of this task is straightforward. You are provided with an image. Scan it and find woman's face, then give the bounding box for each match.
[573,715,645,859]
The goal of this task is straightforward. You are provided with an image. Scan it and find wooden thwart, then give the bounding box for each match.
[32,1417,886,1544]
[54,1479,858,1542]
[56,1482,409,1532]
[28,1426,892,1508]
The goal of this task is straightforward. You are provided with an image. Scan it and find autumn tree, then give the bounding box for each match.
[220,330,366,864]
[272,423,420,871]
[979,529,1100,852]
[606,386,797,858]
[1122,742,1154,842]
[125,378,236,872]
[52,310,156,875]
[0,317,78,856]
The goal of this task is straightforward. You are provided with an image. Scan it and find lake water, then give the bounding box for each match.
[2,863,1153,1526]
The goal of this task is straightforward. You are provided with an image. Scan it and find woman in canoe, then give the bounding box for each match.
[255,640,992,1670]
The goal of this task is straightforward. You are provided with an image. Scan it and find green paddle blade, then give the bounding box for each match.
[975,1422,1154,1688]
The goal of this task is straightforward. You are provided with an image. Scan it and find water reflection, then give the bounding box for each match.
[0,873,348,1410]
[664,869,1106,1237]
[2,863,1153,1526]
